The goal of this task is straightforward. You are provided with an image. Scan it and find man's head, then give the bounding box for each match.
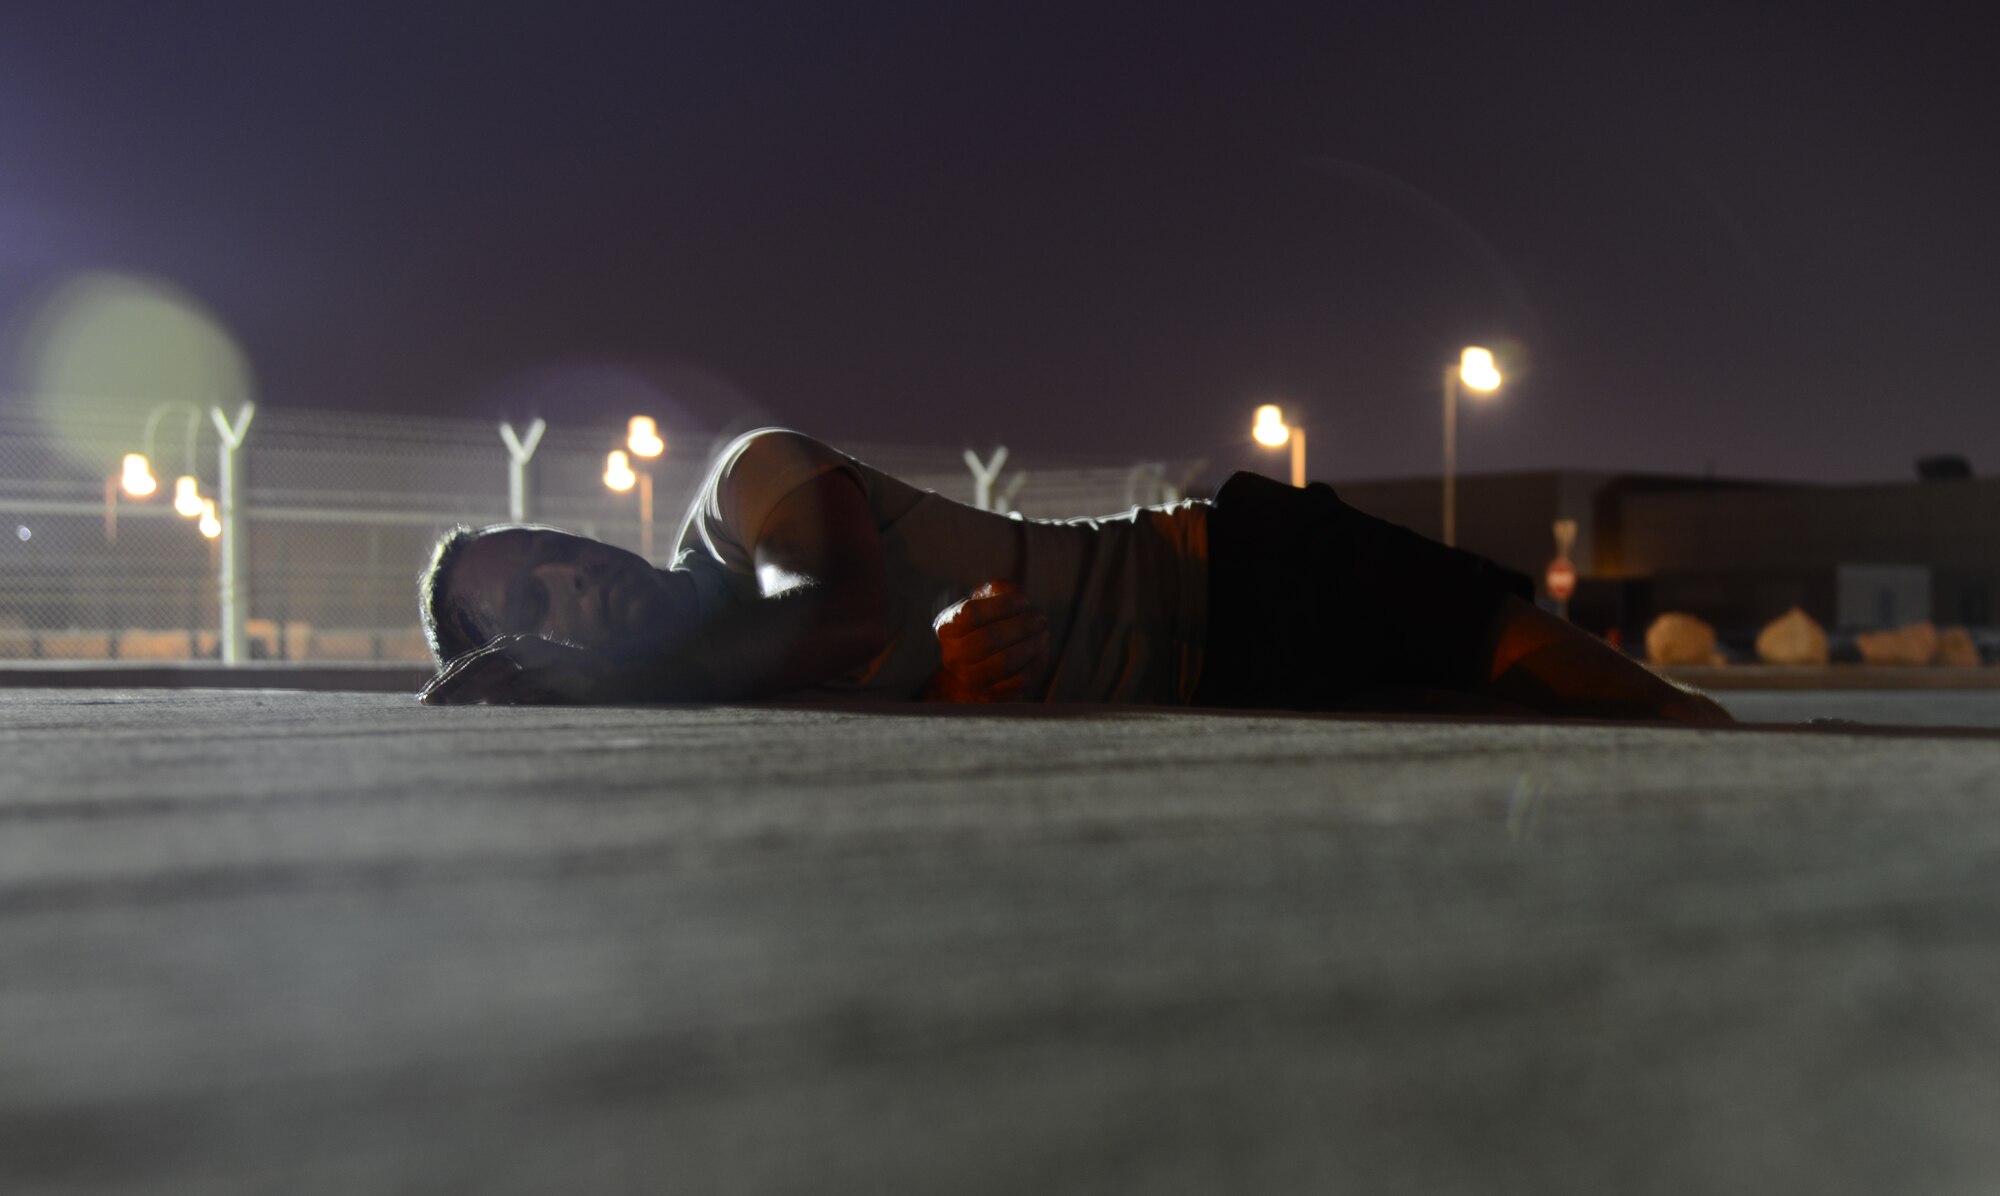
[419,525,685,664]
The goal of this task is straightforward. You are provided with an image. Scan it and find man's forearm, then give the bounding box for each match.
[668,582,889,701]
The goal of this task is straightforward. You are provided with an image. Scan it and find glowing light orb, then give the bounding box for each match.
[1459,346,1503,393]
[627,416,665,458]
[120,453,157,497]
[1252,404,1291,447]
[198,499,221,539]
[603,450,637,492]
[173,476,204,518]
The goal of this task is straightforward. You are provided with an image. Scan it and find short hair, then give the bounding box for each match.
[418,526,483,664]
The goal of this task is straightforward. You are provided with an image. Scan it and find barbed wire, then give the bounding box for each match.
[0,399,1206,662]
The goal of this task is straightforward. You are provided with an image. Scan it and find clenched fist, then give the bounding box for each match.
[925,579,1051,702]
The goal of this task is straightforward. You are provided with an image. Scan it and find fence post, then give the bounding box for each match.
[964,446,1008,512]
[499,420,547,522]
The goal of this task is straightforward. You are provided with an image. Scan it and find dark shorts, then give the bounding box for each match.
[1191,471,1533,711]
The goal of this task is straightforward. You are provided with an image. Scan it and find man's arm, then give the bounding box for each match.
[670,468,890,699]
[421,470,889,705]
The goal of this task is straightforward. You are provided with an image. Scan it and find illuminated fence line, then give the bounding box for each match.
[0,403,1205,663]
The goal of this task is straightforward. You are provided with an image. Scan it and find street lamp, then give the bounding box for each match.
[173,475,205,518]
[118,403,216,522]
[628,416,665,458]
[604,450,636,492]
[108,402,206,540]
[1442,345,1503,547]
[120,453,157,498]
[1252,404,1306,488]
[116,402,254,659]
[623,416,664,561]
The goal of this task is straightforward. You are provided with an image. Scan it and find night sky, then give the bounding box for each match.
[2,3,1995,481]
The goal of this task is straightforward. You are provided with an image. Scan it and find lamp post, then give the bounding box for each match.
[107,403,205,542]
[1252,404,1306,488]
[105,453,155,543]
[625,416,665,561]
[603,447,652,555]
[1442,346,1503,548]
[121,402,253,661]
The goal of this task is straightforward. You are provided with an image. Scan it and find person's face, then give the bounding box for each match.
[445,527,680,653]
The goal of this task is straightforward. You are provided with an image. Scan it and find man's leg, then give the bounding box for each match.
[1196,471,1729,723]
[1476,595,1733,723]
[1196,470,1531,710]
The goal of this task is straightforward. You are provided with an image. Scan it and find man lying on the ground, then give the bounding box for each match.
[416,428,1730,723]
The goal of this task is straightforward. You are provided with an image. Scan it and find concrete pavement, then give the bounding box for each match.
[1719,689,2000,727]
[4,689,1999,1194]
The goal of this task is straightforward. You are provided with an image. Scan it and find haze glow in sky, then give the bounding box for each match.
[2,3,1995,482]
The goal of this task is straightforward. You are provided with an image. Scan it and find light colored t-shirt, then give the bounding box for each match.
[674,429,1209,703]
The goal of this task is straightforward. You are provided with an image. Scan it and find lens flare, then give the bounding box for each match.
[9,272,255,471]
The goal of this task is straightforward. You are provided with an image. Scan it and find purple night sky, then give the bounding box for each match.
[2,3,1995,482]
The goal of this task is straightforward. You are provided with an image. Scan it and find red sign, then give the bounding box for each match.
[1546,559,1577,601]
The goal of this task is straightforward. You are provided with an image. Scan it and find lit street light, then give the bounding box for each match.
[604,450,636,492]
[623,416,664,561]
[1442,345,1503,547]
[173,475,205,518]
[628,416,665,459]
[1252,404,1306,488]
[603,445,660,558]
[112,402,255,663]
[120,453,157,498]
[110,402,201,540]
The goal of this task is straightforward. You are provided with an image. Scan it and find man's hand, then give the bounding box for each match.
[420,634,625,705]
[926,580,1051,702]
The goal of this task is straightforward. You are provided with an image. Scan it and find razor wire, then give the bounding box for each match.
[0,401,1204,663]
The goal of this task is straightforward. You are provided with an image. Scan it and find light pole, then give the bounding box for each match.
[107,403,206,542]
[625,416,665,560]
[602,449,647,552]
[121,402,253,661]
[1442,346,1503,547]
[1252,404,1306,488]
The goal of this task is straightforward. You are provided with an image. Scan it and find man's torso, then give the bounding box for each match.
[675,430,1209,703]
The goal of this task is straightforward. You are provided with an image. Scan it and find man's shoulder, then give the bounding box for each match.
[716,427,840,465]
[686,429,867,560]
[710,428,860,492]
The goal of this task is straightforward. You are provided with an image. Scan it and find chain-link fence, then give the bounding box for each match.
[0,400,1204,664]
